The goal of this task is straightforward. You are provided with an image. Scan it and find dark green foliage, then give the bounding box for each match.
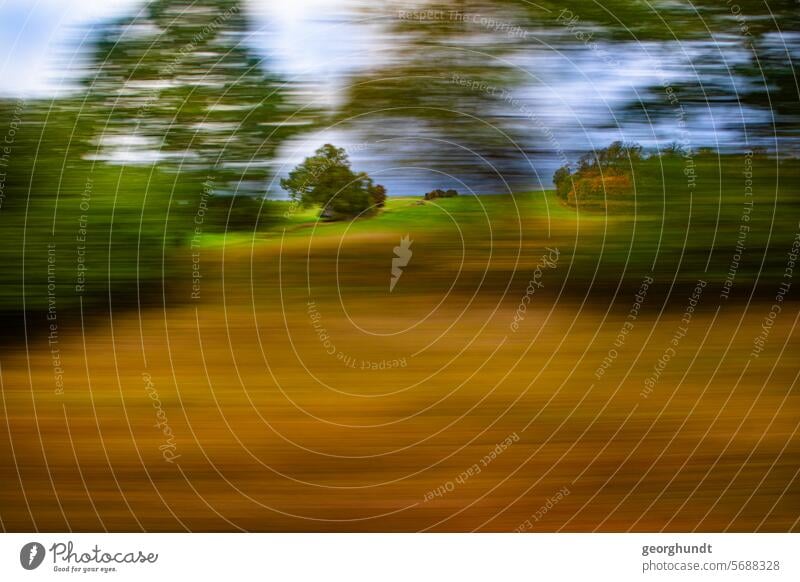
[0,0,302,319]
[553,142,640,205]
[576,141,643,172]
[0,102,182,316]
[371,184,387,208]
[195,194,276,232]
[424,188,459,200]
[552,166,572,201]
[280,144,387,220]
[85,0,306,196]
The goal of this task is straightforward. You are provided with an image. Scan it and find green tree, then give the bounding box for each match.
[82,0,310,200]
[340,2,529,188]
[281,144,386,219]
[577,141,643,172]
[553,142,641,206]
[0,0,306,321]
[552,166,572,201]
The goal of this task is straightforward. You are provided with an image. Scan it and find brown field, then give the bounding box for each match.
[1,195,798,532]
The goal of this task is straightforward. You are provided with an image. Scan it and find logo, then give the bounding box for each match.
[20,542,46,570]
[390,234,413,292]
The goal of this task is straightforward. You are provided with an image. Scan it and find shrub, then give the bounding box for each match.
[0,103,184,319]
[195,194,278,232]
[424,188,459,200]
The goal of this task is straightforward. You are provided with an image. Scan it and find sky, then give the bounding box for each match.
[0,0,145,96]
[0,0,777,193]
[0,0,392,192]
[0,0,369,98]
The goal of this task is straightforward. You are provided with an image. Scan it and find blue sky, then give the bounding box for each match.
[1,0,775,192]
[0,0,374,98]
[0,0,146,96]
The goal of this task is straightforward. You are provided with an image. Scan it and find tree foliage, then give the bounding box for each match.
[86,0,307,196]
[281,144,387,219]
[424,189,459,200]
[553,142,640,205]
[0,0,303,320]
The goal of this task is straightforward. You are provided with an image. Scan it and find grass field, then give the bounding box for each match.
[1,183,798,532]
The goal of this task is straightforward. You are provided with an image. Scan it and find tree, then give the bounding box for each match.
[554,142,640,206]
[552,166,572,200]
[281,144,387,219]
[85,0,308,198]
[371,184,387,208]
[0,0,307,321]
[660,142,686,158]
[340,2,530,190]
[577,141,642,172]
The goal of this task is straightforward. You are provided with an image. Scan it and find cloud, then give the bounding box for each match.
[0,0,145,96]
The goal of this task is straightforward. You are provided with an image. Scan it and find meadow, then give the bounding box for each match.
[2,155,798,531]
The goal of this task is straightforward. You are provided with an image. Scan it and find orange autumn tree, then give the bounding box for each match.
[553,141,641,206]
